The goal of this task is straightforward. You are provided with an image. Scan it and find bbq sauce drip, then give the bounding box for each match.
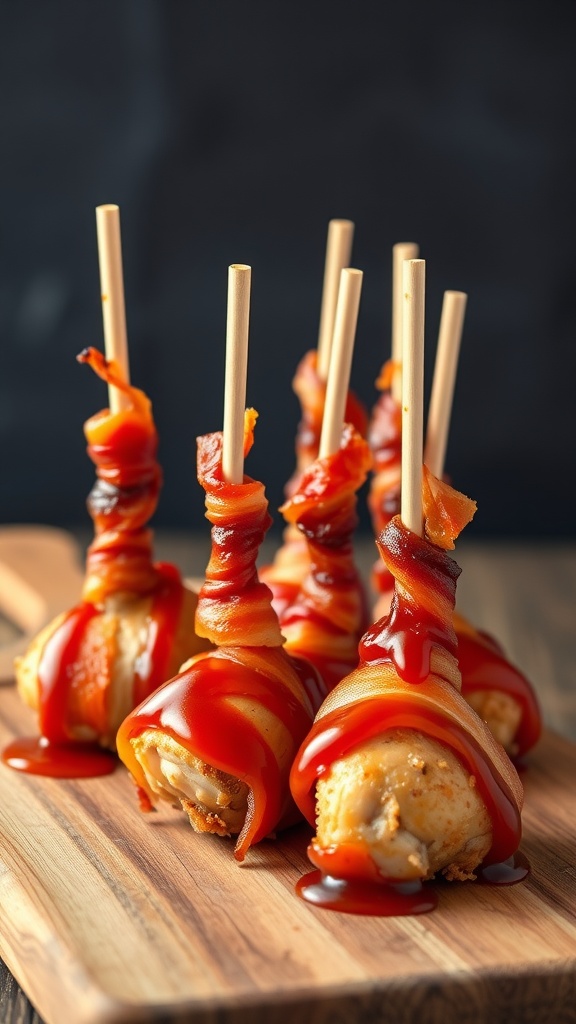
[359,517,460,684]
[3,605,116,777]
[296,872,437,916]
[477,850,530,885]
[292,764,528,918]
[296,854,529,917]
[2,737,117,778]
[3,562,184,779]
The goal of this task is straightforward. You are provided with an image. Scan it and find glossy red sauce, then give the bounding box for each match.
[122,654,312,769]
[359,534,460,685]
[3,566,182,779]
[37,604,98,743]
[295,851,529,916]
[2,603,117,777]
[360,601,451,683]
[293,822,527,917]
[2,736,116,778]
[365,520,458,665]
[296,871,437,916]
[478,850,530,885]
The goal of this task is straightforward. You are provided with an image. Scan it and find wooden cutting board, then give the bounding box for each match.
[0,686,575,1024]
[0,526,85,681]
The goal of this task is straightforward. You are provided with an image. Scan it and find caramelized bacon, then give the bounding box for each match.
[78,347,163,603]
[194,410,283,648]
[277,424,372,692]
[261,349,368,616]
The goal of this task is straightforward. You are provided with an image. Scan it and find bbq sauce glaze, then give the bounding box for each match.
[292,513,529,916]
[3,564,183,778]
[296,851,529,916]
[2,604,115,777]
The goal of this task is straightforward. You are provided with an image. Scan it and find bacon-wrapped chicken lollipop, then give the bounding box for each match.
[290,471,525,905]
[117,412,326,861]
[11,350,209,768]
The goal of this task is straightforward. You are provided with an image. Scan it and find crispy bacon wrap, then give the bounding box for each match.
[277,423,372,693]
[117,411,326,861]
[290,471,524,884]
[14,349,207,749]
[260,349,368,617]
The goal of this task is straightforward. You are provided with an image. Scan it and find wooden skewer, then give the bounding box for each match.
[316,219,355,381]
[401,259,425,536]
[318,268,363,459]
[222,264,252,484]
[391,241,419,403]
[96,204,131,414]
[424,290,468,479]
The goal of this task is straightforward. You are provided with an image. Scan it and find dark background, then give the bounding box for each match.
[1,0,575,541]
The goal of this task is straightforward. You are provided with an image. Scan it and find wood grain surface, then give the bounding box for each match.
[1,535,575,1024]
[0,526,84,681]
[0,683,575,1024]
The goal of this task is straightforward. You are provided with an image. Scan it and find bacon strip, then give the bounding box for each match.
[261,349,368,615]
[78,347,163,603]
[278,424,372,692]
